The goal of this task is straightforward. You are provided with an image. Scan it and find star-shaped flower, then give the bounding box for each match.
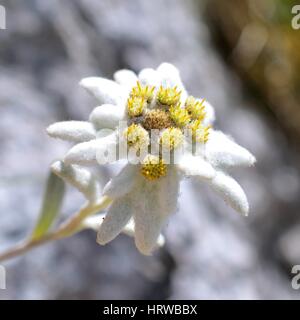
[47,63,255,255]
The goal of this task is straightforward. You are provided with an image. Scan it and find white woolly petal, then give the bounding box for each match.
[103,164,139,199]
[95,133,118,165]
[89,104,125,130]
[113,69,138,90]
[82,214,105,231]
[156,63,187,105]
[138,68,161,87]
[97,194,133,245]
[83,215,165,248]
[64,139,99,165]
[80,77,126,105]
[206,130,256,168]
[96,128,117,138]
[134,189,165,255]
[157,62,183,88]
[157,167,180,216]
[155,234,165,247]
[64,134,116,165]
[47,121,96,142]
[209,171,249,216]
[118,219,135,237]
[177,155,215,179]
[202,100,216,125]
[51,161,100,202]
[134,169,179,255]
[122,219,165,247]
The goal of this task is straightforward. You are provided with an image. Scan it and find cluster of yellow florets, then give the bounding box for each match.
[141,155,167,181]
[156,85,182,106]
[169,104,190,128]
[189,120,211,143]
[160,127,184,150]
[185,96,206,121]
[124,82,212,180]
[127,96,146,117]
[124,123,149,149]
[130,81,155,104]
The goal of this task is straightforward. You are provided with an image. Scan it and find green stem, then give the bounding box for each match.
[0,196,112,263]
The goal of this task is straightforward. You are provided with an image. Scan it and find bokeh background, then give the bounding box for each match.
[0,0,300,299]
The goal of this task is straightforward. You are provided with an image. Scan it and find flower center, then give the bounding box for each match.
[125,82,212,180]
[142,109,173,131]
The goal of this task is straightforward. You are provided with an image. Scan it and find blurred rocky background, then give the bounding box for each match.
[0,0,300,299]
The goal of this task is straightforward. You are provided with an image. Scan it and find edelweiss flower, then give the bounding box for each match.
[47,63,255,255]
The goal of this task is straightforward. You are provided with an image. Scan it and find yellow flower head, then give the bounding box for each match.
[169,104,191,128]
[127,96,146,118]
[160,127,184,150]
[185,96,206,121]
[141,155,167,181]
[189,120,211,143]
[124,124,149,149]
[157,85,181,106]
[130,81,155,104]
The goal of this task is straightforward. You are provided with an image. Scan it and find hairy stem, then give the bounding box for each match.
[0,196,112,263]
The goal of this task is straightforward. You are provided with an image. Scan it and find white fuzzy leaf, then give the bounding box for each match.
[95,134,118,165]
[80,77,126,105]
[134,170,179,255]
[138,68,161,87]
[113,69,138,89]
[201,100,215,125]
[206,130,256,168]
[83,215,165,248]
[64,134,116,165]
[177,155,215,179]
[89,104,124,130]
[209,171,249,216]
[156,63,187,104]
[51,161,101,202]
[97,194,133,245]
[157,62,182,88]
[157,167,180,216]
[120,219,165,248]
[64,139,99,165]
[47,121,96,142]
[103,164,139,199]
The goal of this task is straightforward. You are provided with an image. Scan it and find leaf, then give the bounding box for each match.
[31,171,65,240]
